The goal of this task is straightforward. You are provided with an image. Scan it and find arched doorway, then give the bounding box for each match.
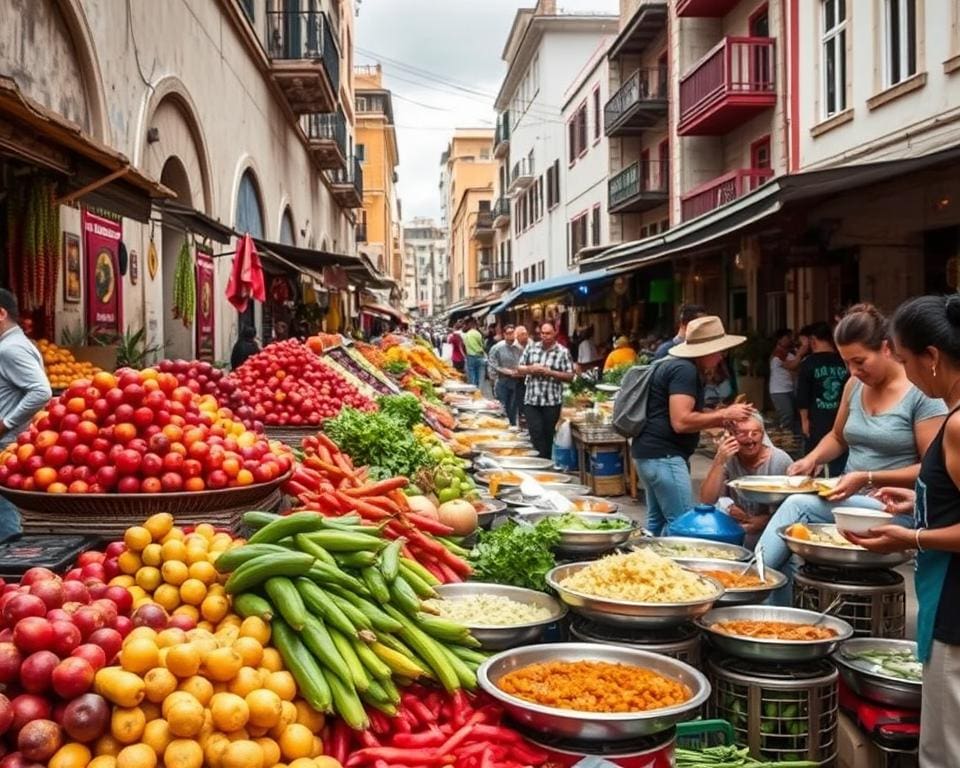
[280,207,296,246]
[235,170,265,337]
[161,157,194,360]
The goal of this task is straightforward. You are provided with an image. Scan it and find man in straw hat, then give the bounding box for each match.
[632,315,753,535]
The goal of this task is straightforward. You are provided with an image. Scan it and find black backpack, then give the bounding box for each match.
[611,358,666,437]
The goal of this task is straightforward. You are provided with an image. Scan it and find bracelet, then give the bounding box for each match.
[916,527,925,553]
[868,471,874,487]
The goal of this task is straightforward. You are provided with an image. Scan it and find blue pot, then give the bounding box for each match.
[665,503,746,546]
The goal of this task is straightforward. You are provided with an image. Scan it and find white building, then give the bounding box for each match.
[403,218,447,318]
[494,0,618,285]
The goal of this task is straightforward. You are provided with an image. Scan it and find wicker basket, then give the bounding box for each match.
[0,473,290,537]
[263,425,322,447]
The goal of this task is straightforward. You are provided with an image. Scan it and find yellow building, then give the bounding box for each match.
[355,64,401,292]
[443,129,496,303]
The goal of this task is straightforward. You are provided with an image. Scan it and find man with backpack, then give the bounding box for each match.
[618,315,752,535]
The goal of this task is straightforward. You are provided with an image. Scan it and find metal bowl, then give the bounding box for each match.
[832,638,922,708]
[672,558,787,606]
[477,642,710,741]
[476,456,556,471]
[500,484,594,505]
[631,536,752,562]
[727,475,819,505]
[777,524,913,569]
[547,562,724,629]
[697,605,854,662]
[475,498,507,528]
[432,583,566,651]
[474,440,535,453]
[478,448,539,460]
[566,496,621,514]
[443,381,478,392]
[474,470,572,487]
[516,511,638,556]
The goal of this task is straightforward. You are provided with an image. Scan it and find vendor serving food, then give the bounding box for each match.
[699,414,792,542]
[757,304,946,604]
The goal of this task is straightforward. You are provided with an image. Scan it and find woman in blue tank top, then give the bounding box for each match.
[756,304,946,604]
[849,295,960,768]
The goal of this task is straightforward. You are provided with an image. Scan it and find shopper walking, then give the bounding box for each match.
[604,336,638,371]
[845,295,960,768]
[230,324,260,370]
[518,322,575,458]
[769,328,807,434]
[488,325,521,425]
[463,319,486,388]
[632,316,752,535]
[796,321,848,475]
[653,304,706,360]
[0,289,52,541]
[514,325,530,417]
[448,322,466,374]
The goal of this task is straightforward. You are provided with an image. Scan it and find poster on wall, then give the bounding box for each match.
[82,210,122,335]
[63,233,81,303]
[195,250,215,362]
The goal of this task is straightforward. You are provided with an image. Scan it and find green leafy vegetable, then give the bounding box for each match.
[602,362,636,386]
[544,513,630,532]
[383,360,410,375]
[675,743,816,767]
[469,519,560,591]
[323,407,429,479]
[843,648,922,681]
[375,393,423,429]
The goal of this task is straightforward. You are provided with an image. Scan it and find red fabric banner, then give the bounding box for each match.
[82,210,123,334]
[195,251,215,362]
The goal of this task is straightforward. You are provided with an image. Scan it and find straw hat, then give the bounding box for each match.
[614,336,630,348]
[669,316,746,358]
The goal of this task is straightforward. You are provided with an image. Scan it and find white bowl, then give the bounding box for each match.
[833,507,890,535]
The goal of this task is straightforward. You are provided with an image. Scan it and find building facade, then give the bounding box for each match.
[0,0,362,360]
[441,129,496,303]
[494,0,618,286]
[403,218,447,318]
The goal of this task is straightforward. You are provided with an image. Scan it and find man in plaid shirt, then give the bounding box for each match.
[517,322,575,458]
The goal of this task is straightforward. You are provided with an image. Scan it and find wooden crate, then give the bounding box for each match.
[585,472,625,497]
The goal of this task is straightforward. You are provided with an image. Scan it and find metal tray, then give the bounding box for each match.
[475,498,508,528]
[777,524,912,569]
[697,605,854,662]
[516,511,638,556]
[477,642,711,741]
[546,562,724,629]
[500,484,594,505]
[727,475,819,504]
[431,583,566,651]
[475,456,556,471]
[832,638,922,708]
[673,558,787,606]
[474,470,572,487]
[631,536,752,562]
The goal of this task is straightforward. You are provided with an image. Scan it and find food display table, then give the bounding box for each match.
[570,423,638,498]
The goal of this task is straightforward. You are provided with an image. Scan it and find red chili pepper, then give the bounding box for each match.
[347,748,452,766]
[365,495,403,514]
[368,709,391,735]
[470,726,520,742]
[436,712,485,754]
[335,491,392,520]
[506,742,549,764]
[331,719,350,764]
[390,731,445,749]
[283,480,314,498]
[343,477,409,496]
[358,730,382,749]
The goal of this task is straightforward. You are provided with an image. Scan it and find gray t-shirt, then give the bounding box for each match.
[843,380,946,473]
[725,447,793,514]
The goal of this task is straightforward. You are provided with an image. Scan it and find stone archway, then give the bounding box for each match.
[160,157,194,361]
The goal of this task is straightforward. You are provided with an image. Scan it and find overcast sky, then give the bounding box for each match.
[354,0,619,224]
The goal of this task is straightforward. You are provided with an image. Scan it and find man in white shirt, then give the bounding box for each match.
[768,328,808,436]
[576,327,601,372]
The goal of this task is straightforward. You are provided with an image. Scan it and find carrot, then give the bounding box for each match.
[342,477,409,497]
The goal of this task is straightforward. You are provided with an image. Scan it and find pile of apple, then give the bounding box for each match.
[0,559,133,767]
[217,339,375,427]
[0,368,293,494]
[154,359,228,399]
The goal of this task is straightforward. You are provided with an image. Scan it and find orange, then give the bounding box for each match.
[204,646,243,682]
[109,575,135,589]
[239,617,271,645]
[165,694,205,738]
[126,626,158,644]
[116,744,157,768]
[278,723,314,761]
[165,643,201,678]
[189,560,217,584]
[144,512,174,541]
[140,701,161,723]
[49,743,93,768]
[111,706,146,744]
[88,757,118,768]
[314,758,344,768]
[246,688,283,729]
[179,578,206,606]
[95,734,124,757]
[228,667,263,698]
[141,543,163,567]
[161,540,188,565]
[232,636,263,667]
[236,469,255,486]
[95,667,146,708]
[214,623,240,644]
[33,466,58,490]
[226,727,251,741]
[786,523,812,540]
[210,692,250,732]
[295,699,326,732]
[163,739,204,768]
[312,736,324,757]
[173,604,200,622]
[118,550,142,576]
[177,675,214,706]
[135,566,162,592]
[153,583,181,612]
[265,671,297,701]
[269,701,298,740]
[201,594,229,623]
[204,734,231,768]
[143,667,178,703]
[255,738,281,768]
[161,560,189,586]
[93,370,118,392]
[124,526,152,552]
[156,627,188,648]
[141,719,172,756]
[220,740,264,768]
[260,647,283,672]
[120,637,159,674]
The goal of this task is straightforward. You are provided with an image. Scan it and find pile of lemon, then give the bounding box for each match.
[35,339,102,390]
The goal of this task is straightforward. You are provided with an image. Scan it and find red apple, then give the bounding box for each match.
[49,621,81,656]
[51,657,94,699]
[12,618,53,654]
[70,643,107,670]
[19,651,58,693]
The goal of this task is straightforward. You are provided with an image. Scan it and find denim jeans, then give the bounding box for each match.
[633,456,694,536]
[465,355,485,387]
[0,497,21,543]
[494,378,519,426]
[770,392,799,436]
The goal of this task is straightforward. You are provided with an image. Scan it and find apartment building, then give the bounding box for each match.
[0,0,363,359]
[442,130,496,303]
[355,64,402,296]
[494,0,619,286]
[404,219,447,317]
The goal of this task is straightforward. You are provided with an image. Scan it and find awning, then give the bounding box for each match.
[361,303,409,324]
[347,254,396,290]
[582,143,960,273]
[490,269,625,315]
[252,237,360,271]
[0,76,172,222]
[446,295,503,322]
[154,199,233,244]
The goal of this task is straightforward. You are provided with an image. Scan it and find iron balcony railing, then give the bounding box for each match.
[609,159,669,210]
[265,10,341,95]
[478,259,513,284]
[355,222,367,242]
[332,155,363,197]
[495,112,510,148]
[303,111,346,156]
[604,66,668,131]
[492,196,510,220]
[680,167,774,220]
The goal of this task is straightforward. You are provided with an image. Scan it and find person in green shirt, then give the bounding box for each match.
[463,319,487,387]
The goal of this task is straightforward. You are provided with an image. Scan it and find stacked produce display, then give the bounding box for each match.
[35,342,102,392]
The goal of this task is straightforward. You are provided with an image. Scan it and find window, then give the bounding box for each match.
[660,219,669,232]
[593,87,601,141]
[523,268,530,284]
[539,261,545,280]
[478,199,491,212]
[591,205,601,246]
[546,160,560,208]
[883,0,917,86]
[546,164,556,208]
[537,178,544,220]
[640,225,649,239]
[822,0,847,117]
[568,104,588,163]
[356,144,366,161]
[356,96,368,112]
[241,0,254,21]
[480,147,491,160]
[569,213,589,262]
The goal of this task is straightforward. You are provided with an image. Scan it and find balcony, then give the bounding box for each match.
[477,259,513,288]
[607,1,667,60]
[303,111,346,170]
[492,196,510,228]
[494,112,510,159]
[608,160,669,214]
[329,155,363,208]
[605,67,668,137]
[676,0,741,17]
[508,158,534,194]
[678,36,776,136]
[472,211,494,241]
[680,167,774,220]
[265,10,340,115]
